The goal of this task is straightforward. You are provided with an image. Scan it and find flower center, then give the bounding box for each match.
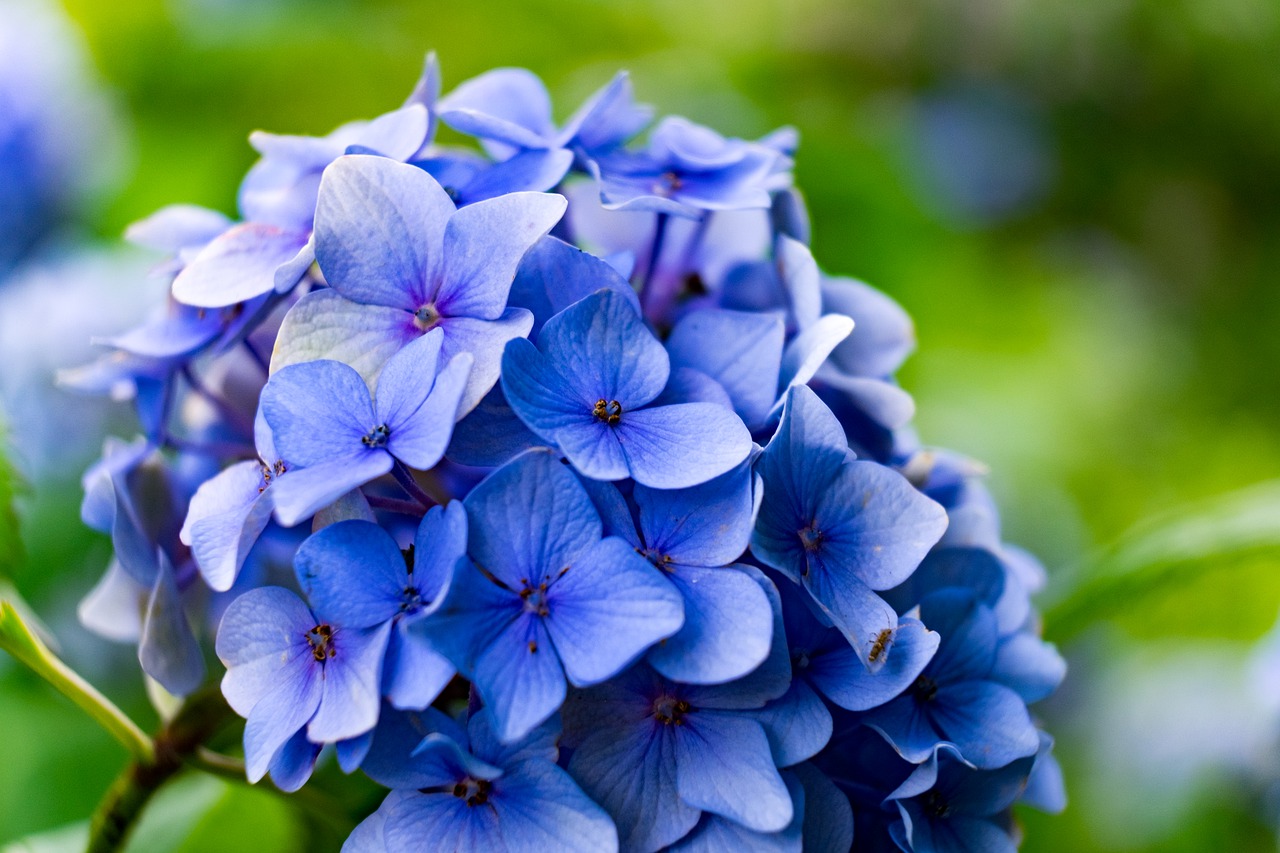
[923,790,951,819]
[911,674,939,703]
[452,778,491,807]
[593,399,623,426]
[361,424,391,448]
[518,580,550,617]
[306,624,336,662]
[636,547,674,571]
[798,521,824,553]
[413,304,441,331]
[400,585,424,613]
[652,695,692,726]
[258,459,287,492]
[653,171,683,197]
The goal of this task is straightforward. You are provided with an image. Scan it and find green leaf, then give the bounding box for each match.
[119,774,303,853]
[1045,480,1280,641]
[1,823,88,853]
[0,434,23,579]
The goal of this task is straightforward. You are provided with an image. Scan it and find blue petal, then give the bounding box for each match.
[412,560,523,678]
[920,590,998,684]
[242,655,321,783]
[756,678,832,768]
[437,308,531,415]
[270,290,419,384]
[778,314,854,390]
[666,309,784,428]
[674,711,793,832]
[216,586,317,715]
[508,235,639,336]
[568,723,699,852]
[269,454,395,528]
[314,155,455,309]
[138,551,206,696]
[382,790,503,852]
[412,501,468,609]
[455,149,573,204]
[809,617,939,712]
[822,276,915,378]
[884,547,1006,614]
[792,763,854,853]
[295,519,407,628]
[384,618,455,710]
[307,622,392,743]
[501,336,596,436]
[463,449,601,588]
[267,730,321,793]
[438,191,566,321]
[990,632,1066,704]
[545,536,684,686]
[929,680,1039,769]
[446,384,541,468]
[473,612,566,744]
[260,359,376,468]
[647,564,773,685]
[668,772,804,852]
[181,460,271,592]
[633,461,756,566]
[493,761,620,853]
[616,403,752,490]
[379,339,473,468]
[438,68,556,152]
[171,223,308,308]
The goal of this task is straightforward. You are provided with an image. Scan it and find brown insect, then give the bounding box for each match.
[868,628,894,664]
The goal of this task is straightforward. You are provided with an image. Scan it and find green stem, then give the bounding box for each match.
[188,748,357,835]
[0,600,153,762]
[87,686,234,852]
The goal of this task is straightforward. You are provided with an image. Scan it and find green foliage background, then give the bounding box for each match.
[3,0,1279,849]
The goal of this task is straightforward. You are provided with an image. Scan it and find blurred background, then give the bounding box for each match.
[2,0,1279,849]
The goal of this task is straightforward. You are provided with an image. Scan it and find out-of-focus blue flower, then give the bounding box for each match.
[272,154,564,412]
[260,329,471,525]
[416,450,684,743]
[502,290,752,489]
[592,117,785,218]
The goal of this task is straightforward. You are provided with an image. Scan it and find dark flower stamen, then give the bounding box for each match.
[413,304,440,331]
[912,674,939,703]
[361,424,391,448]
[652,695,692,726]
[593,399,623,425]
[452,778,492,807]
[306,624,337,662]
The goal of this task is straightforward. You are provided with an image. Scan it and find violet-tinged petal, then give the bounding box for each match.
[778,313,854,390]
[455,148,573,204]
[260,359,376,468]
[674,711,793,832]
[508,235,640,337]
[306,621,392,742]
[823,276,915,378]
[545,536,684,686]
[125,204,230,253]
[437,191,566,320]
[269,454,394,528]
[138,551,205,696]
[647,565,772,685]
[569,725,699,852]
[501,336,594,434]
[438,68,556,152]
[171,223,309,308]
[615,403,752,490]
[314,155,455,309]
[270,289,417,383]
[295,519,407,628]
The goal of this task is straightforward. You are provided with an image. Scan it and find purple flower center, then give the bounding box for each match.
[361,424,391,448]
[797,521,824,553]
[413,303,440,331]
[452,778,492,807]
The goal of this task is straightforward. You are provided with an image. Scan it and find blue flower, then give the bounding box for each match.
[272,154,565,412]
[863,588,1040,769]
[346,709,618,852]
[438,67,651,164]
[592,117,785,218]
[216,586,390,787]
[295,503,466,710]
[885,744,1037,853]
[563,659,794,852]
[259,328,471,525]
[501,290,752,489]
[415,449,684,743]
[752,385,948,667]
[595,462,775,685]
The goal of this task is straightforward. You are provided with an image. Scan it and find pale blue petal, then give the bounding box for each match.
[666,309,785,428]
[295,519,406,628]
[494,761,620,853]
[674,711,792,832]
[756,678,832,768]
[647,565,772,685]
[270,454,394,527]
[633,462,756,566]
[138,552,206,696]
[260,359,376,468]
[270,289,418,384]
[171,223,308,308]
[617,403,752,490]
[810,618,939,711]
[307,622,392,742]
[473,614,566,744]
[181,460,271,592]
[438,309,532,415]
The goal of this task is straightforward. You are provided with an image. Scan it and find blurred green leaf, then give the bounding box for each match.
[1,823,88,853]
[120,774,302,853]
[1045,480,1280,641]
[0,436,22,577]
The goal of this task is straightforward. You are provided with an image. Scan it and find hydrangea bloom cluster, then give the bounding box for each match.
[69,54,1066,851]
